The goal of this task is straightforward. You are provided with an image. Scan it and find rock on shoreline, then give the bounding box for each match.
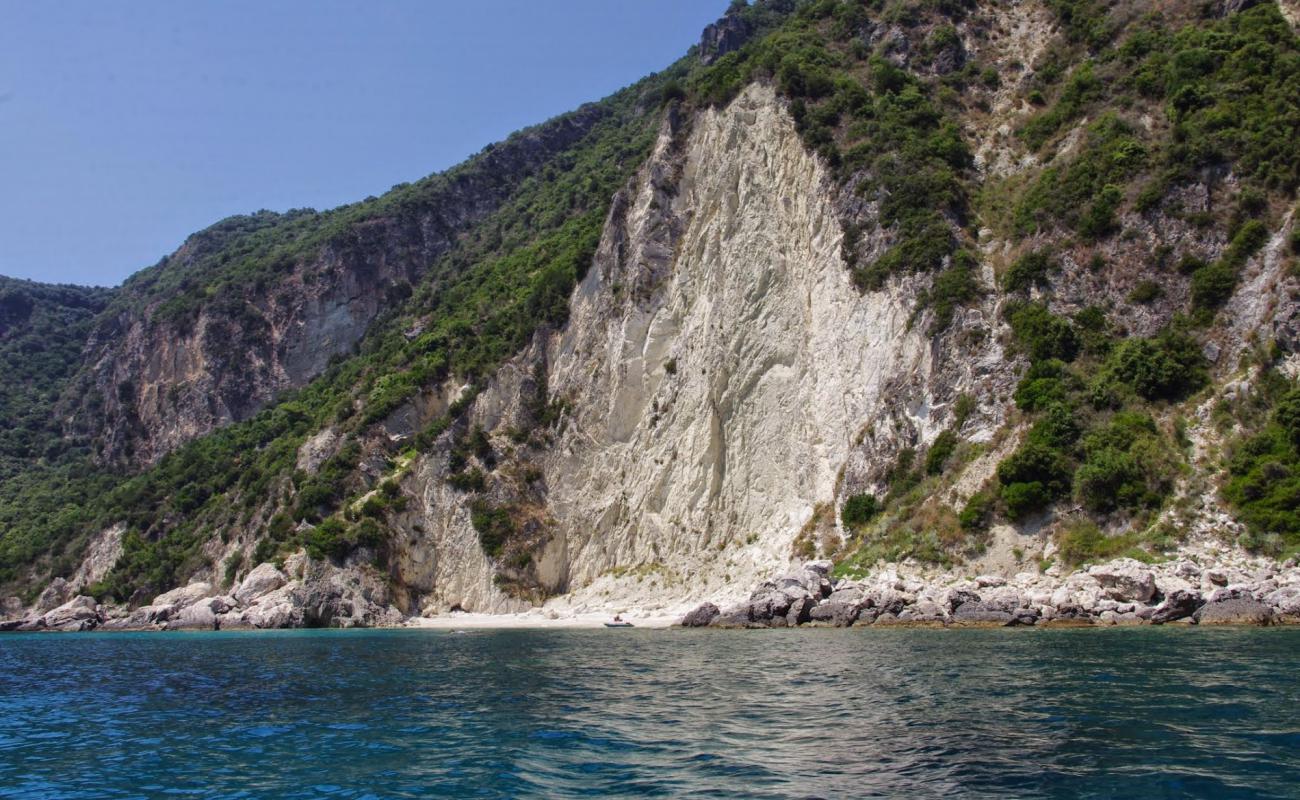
[0,553,402,633]
[681,557,1300,629]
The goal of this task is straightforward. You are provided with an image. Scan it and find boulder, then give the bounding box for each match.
[1263,586,1300,620]
[98,608,160,631]
[42,596,100,631]
[1206,584,1257,603]
[35,578,72,612]
[153,582,214,609]
[979,587,1027,613]
[216,612,256,630]
[808,601,859,627]
[803,560,833,577]
[1195,597,1273,626]
[752,590,793,620]
[234,563,288,605]
[786,595,815,626]
[242,597,303,629]
[826,587,864,606]
[866,588,909,616]
[1088,559,1157,603]
[1013,607,1041,626]
[944,589,981,613]
[166,602,218,631]
[1,596,24,619]
[974,575,1006,588]
[1173,561,1201,579]
[681,603,720,627]
[712,607,752,628]
[1151,589,1203,624]
[949,601,1015,627]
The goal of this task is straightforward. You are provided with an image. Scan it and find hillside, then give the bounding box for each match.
[3,0,1300,630]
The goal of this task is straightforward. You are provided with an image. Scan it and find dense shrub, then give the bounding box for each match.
[1127,280,1162,304]
[1006,302,1080,362]
[997,439,1072,519]
[841,493,881,529]
[1223,385,1300,553]
[1094,330,1207,403]
[958,491,993,531]
[1014,360,1075,412]
[470,501,515,557]
[924,430,958,475]
[1002,250,1056,293]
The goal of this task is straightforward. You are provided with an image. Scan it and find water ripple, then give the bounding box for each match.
[0,628,1298,798]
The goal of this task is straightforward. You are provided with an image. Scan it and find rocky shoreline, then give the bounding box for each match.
[681,556,1300,629]
[0,554,403,633]
[5,550,1300,633]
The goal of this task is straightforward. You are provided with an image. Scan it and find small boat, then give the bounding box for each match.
[604,621,634,628]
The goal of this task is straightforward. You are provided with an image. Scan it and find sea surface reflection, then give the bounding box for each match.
[1,627,1298,798]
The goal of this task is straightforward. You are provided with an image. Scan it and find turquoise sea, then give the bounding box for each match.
[1,627,1298,799]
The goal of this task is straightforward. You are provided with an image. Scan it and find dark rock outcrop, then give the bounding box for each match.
[1194,597,1274,626]
[681,602,720,627]
[698,8,753,65]
[1151,590,1203,624]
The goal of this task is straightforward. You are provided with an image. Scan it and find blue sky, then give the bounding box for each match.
[0,1,728,287]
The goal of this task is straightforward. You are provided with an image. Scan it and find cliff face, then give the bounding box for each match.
[68,107,610,466]
[387,84,1011,614]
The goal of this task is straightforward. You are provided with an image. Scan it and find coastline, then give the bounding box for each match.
[6,541,1299,634]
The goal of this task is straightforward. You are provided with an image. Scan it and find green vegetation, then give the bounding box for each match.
[1189,219,1271,315]
[1015,115,1146,240]
[1015,2,1299,259]
[5,0,1300,599]
[1054,518,1154,568]
[1002,250,1056,294]
[0,279,113,480]
[469,501,515,558]
[995,301,1203,525]
[840,493,880,529]
[924,430,958,474]
[1222,379,1300,557]
[958,491,993,531]
[1127,280,1161,304]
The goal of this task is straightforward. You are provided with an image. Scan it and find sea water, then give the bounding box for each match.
[1,627,1298,799]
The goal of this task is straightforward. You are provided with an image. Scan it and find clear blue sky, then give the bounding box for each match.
[0,0,728,287]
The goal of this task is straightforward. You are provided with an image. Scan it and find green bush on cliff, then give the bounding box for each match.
[841,493,880,529]
[1223,384,1300,555]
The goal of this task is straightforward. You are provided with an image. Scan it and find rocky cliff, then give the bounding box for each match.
[3,0,1300,629]
[66,105,614,466]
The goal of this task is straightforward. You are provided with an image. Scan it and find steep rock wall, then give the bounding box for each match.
[395,84,1011,614]
[541,84,926,607]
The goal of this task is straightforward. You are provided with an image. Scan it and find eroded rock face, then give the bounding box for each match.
[233,563,287,606]
[67,106,612,467]
[698,7,753,65]
[381,84,941,613]
[539,84,929,608]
